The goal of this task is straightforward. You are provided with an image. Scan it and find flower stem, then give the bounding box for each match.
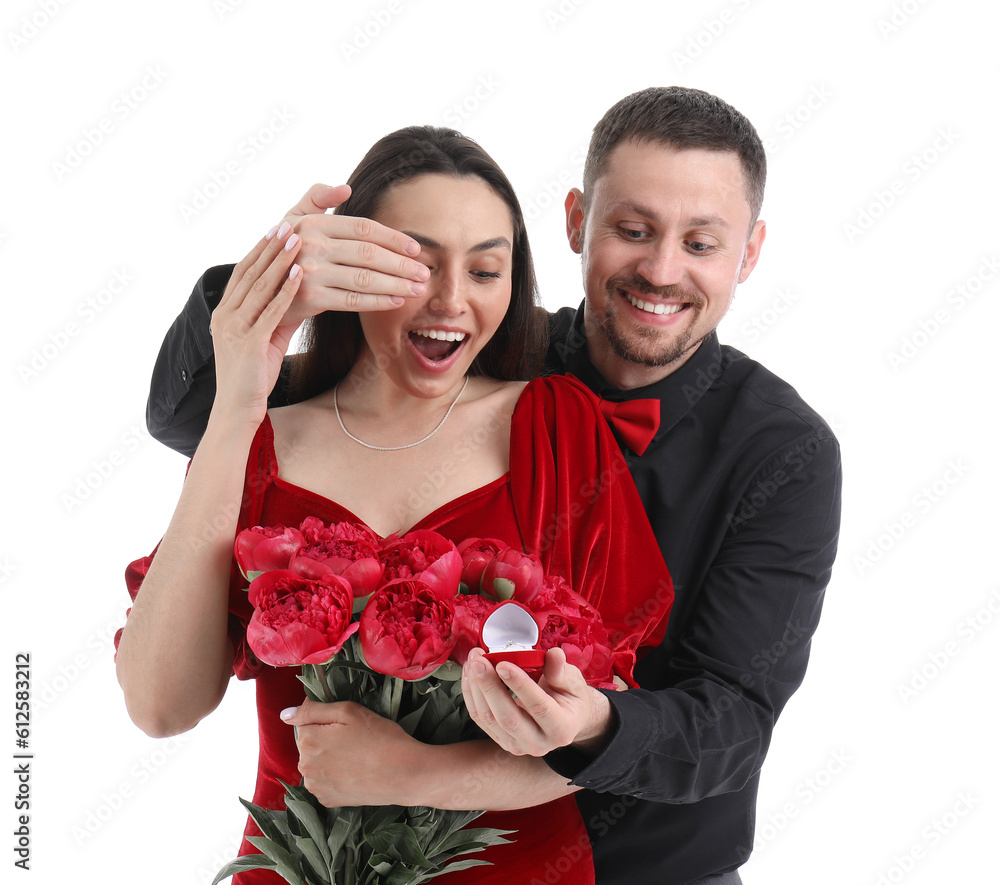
[389,676,403,722]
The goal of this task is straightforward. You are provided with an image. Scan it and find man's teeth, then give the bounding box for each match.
[624,292,685,315]
[412,329,467,342]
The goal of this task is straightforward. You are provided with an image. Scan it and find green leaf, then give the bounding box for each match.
[292,836,332,885]
[428,826,514,858]
[428,707,467,744]
[246,836,306,883]
[424,857,493,879]
[326,807,362,860]
[284,796,333,867]
[395,703,428,737]
[361,804,406,836]
[239,797,293,851]
[211,854,277,885]
[364,823,432,867]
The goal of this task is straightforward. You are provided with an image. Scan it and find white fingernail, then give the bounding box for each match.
[279,706,297,720]
[277,222,292,239]
[289,264,301,280]
[285,233,300,252]
[265,224,279,239]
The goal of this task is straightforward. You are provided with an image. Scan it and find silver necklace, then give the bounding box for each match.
[333,376,469,451]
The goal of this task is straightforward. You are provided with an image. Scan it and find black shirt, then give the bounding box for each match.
[146,270,842,884]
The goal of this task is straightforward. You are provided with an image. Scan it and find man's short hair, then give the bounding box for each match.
[583,86,767,225]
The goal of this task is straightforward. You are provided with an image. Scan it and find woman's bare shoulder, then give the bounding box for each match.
[267,391,335,443]
[467,377,528,411]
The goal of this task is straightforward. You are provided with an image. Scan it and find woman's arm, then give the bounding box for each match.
[116,225,304,737]
[147,184,430,456]
[281,699,579,811]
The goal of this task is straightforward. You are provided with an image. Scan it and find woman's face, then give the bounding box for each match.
[357,173,515,398]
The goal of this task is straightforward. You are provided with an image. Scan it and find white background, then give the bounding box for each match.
[3,0,998,882]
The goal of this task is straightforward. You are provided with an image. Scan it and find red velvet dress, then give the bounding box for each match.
[120,376,673,885]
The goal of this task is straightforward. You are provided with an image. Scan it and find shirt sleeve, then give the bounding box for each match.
[146,265,234,457]
[547,432,842,803]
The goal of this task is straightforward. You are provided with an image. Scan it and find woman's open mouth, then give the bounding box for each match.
[408,328,468,369]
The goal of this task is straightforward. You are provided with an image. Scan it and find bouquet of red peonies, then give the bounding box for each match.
[214,519,616,885]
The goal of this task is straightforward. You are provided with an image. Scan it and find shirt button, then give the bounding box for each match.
[181,370,188,382]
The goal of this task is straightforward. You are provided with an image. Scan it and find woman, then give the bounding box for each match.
[115,126,672,883]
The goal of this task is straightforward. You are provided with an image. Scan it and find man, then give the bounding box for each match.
[146,87,841,884]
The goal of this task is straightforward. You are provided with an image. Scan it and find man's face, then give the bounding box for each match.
[566,140,765,386]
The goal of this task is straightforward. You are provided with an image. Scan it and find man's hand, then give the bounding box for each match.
[281,699,423,808]
[462,648,616,758]
[277,183,431,324]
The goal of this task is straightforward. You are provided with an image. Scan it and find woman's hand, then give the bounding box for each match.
[275,183,431,324]
[209,224,303,429]
[462,648,616,758]
[281,699,422,807]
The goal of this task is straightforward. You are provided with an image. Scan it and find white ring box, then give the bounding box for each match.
[480,601,545,679]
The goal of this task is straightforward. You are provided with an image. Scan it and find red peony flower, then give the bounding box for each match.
[290,517,384,600]
[246,570,359,667]
[482,548,545,602]
[450,593,500,666]
[235,525,306,581]
[379,530,462,599]
[531,576,613,686]
[456,538,510,593]
[359,579,457,679]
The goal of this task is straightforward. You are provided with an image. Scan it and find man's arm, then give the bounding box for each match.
[147,264,238,457]
[467,432,842,803]
[549,434,842,802]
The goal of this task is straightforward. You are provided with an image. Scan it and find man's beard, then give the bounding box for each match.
[596,275,706,369]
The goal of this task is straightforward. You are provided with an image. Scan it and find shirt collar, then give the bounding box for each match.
[560,300,725,438]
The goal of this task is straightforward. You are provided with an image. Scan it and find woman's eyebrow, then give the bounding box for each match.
[403,232,512,253]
